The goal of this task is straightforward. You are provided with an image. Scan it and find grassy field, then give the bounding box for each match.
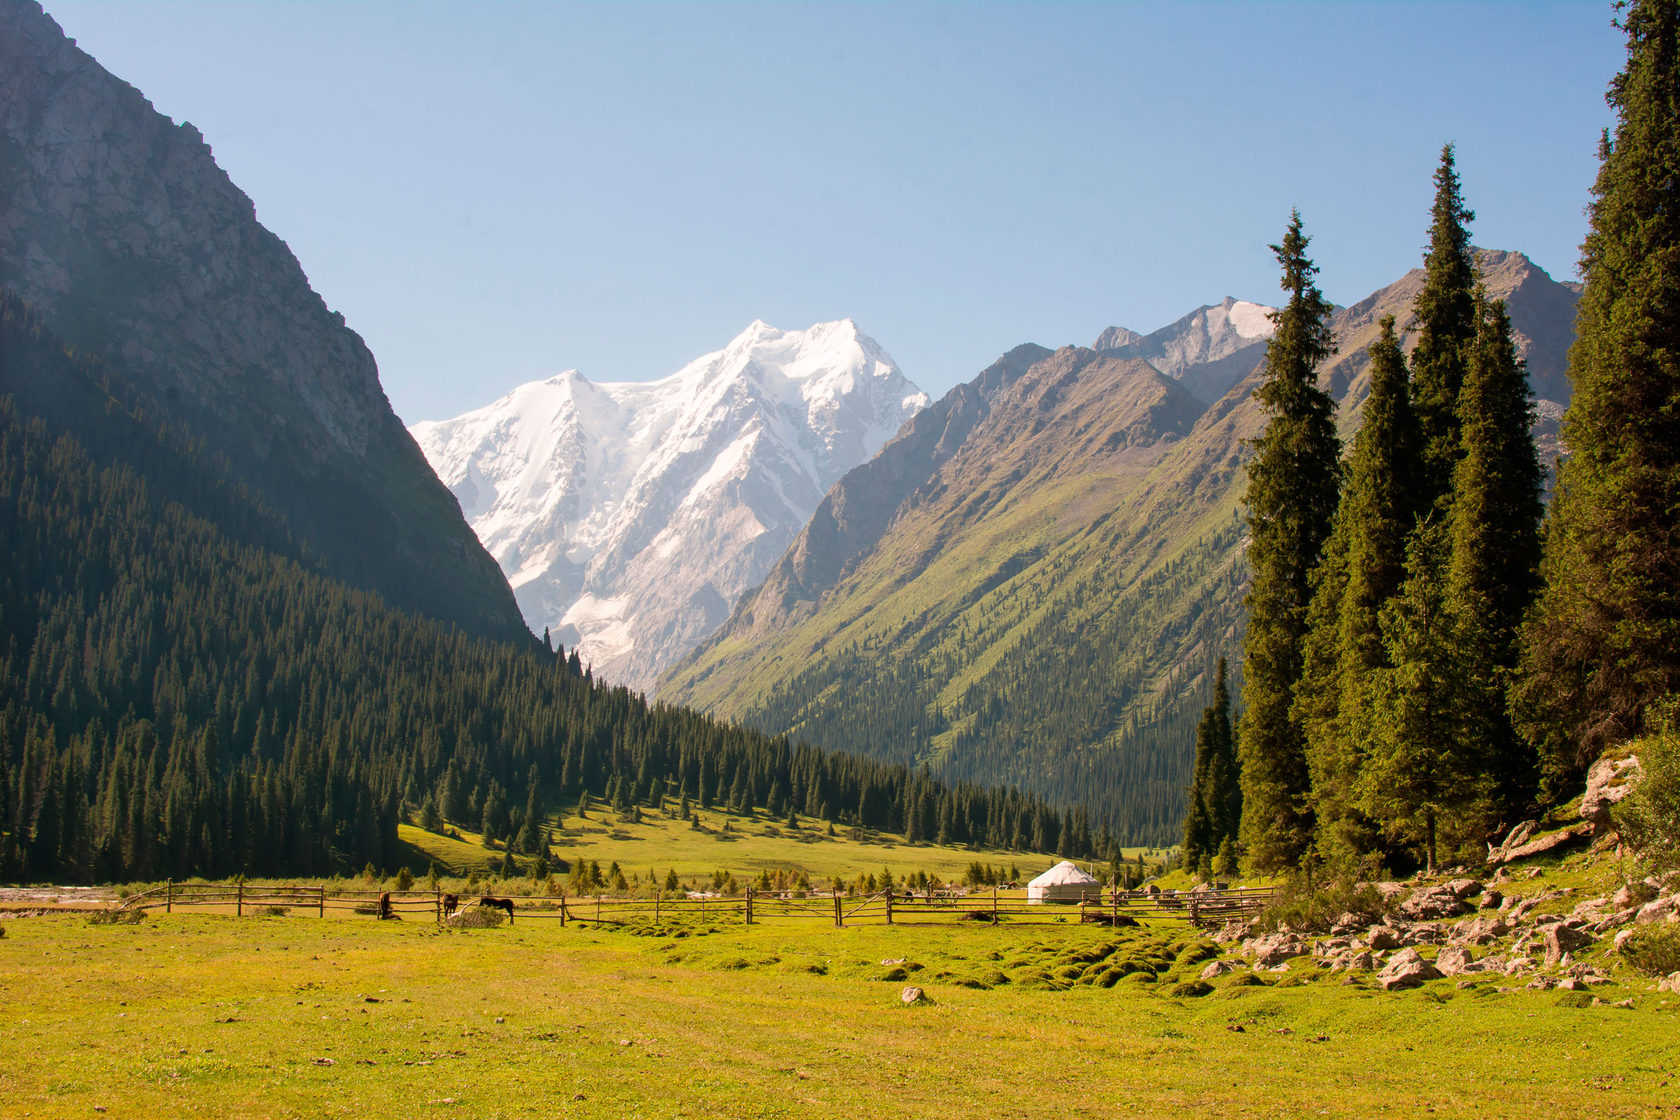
[395,806,1168,890]
[3,906,1677,1119]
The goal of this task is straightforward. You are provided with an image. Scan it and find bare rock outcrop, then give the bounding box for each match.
[1581,754,1644,834]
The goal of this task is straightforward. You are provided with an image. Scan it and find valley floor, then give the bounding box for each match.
[2,911,1675,1119]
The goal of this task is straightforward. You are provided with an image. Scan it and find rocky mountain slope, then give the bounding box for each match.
[0,0,526,642]
[660,251,1580,841]
[1096,296,1278,405]
[411,320,927,692]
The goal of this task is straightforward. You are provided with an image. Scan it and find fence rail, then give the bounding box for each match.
[119,882,1272,929]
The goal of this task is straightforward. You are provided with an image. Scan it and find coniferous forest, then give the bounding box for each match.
[0,293,1097,883]
[1189,0,1680,878]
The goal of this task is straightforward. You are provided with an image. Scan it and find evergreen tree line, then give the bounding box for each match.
[1214,1,1680,877]
[0,294,1099,883]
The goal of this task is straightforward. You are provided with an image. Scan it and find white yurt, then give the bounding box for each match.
[1026,860,1100,904]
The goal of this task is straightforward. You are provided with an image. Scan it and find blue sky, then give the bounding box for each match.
[45,1,1623,422]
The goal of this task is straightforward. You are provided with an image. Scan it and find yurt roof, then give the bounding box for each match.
[1027,860,1098,887]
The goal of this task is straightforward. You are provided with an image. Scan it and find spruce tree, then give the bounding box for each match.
[1448,295,1544,816]
[1181,658,1235,869]
[1237,211,1342,871]
[1356,521,1483,873]
[1411,144,1480,507]
[1300,316,1423,863]
[1516,0,1680,786]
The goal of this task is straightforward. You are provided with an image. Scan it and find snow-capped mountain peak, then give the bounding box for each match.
[410,320,928,693]
[1094,296,1279,403]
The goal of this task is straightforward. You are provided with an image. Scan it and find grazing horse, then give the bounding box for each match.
[479,895,515,924]
[441,893,459,917]
[377,892,393,920]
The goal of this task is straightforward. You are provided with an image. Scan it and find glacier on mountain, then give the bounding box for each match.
[410,319,927,693]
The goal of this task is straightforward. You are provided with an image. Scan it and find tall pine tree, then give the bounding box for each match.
[1410,144,1481,509]
[1448,295,1544,818]
[1516,0,1680,787]
[1357,521,1483,873]
[1300,315,1424,865]
[1182,658,1238,871]
[1237,211,1342,872]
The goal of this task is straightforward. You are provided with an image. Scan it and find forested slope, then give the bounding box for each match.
[0,295,1095,882]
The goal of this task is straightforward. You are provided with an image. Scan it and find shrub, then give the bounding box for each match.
[395,867,415,891]
[1254,866,1392,933]
[1168,979,1214,998]
[86,908,146,926]
[1620,924,1680,978]
[1613,718,1680,875]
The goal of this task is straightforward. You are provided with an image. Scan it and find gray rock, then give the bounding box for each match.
[1448,916,1509,946]
[1435,946,1475,976]
[1544,924,1593,966]
[1581,754,1644,834]
[900,986,926,1004]
[1444,879,1484,900]
[1636,896,1678,925]
[1200,960,1235,980]
[1246,932,1309,967]
[1400,884,1470,921]
[1367,925,1402,952]
[1377,948,1442,991]
[1480,889,1504,910]
[1489,826,1592,866]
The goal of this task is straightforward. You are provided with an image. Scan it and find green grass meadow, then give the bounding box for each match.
[3,907,1677,1120]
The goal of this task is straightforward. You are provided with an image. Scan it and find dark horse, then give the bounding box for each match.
[441,893,459,917]
[479,895,515,924]
[377,892,393,920]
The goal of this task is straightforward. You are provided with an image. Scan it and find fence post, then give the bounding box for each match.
[884,891,893,925]
[654,892,660,923]
[834,892,843,928]
[559,888,567,928]
[166,880,173,914]
[237,882,243,917]
[436,888,442,925]
[318,886,325,919]
[745,887,753,925]
[1112,887,1118,927]
[991,886,998,926]
[596,894,602,925]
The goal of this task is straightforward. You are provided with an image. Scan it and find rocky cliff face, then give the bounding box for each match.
[411,320,927,692]
[0,0,526,641]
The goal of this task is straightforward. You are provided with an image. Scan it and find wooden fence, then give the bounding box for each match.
[119,882,1273,930]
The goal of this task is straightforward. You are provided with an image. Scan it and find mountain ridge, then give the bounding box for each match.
[0,0,527,642]
[411,319,928,692]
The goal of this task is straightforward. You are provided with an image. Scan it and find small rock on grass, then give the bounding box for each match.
[901,986,926,1004]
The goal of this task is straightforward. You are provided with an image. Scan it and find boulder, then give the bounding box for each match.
[1444,879,1484,900]
[1581,753,1644,834]
[1329,912,1367,936]
[1543,924,1594,967]
[1377,948,1442,991]
[1400,884,1471,921]
[1479,889,1504,910]
[1613,929,1637,953]
[1200,960,1235,980]
[1367,925,1402,952]
[1658,973,1680,994]
[1342,951,1375,972]
[1635,896,1678,925]
[1503,956,1534,975]
[1213,920,1253,944]
[1245,932,1309,967]
[1489,825,1592,866]
[1447,917,1509,946]
[1435,946,1476,976]
[900,986,926,1004]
